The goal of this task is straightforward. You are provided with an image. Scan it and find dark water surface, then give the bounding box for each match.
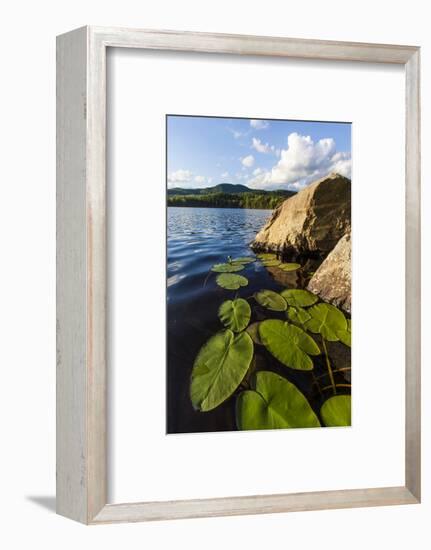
[167,207,350,434]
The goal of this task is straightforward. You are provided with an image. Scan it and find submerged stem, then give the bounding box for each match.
[311,372,323,398]
[321,336,336,395]
[315,367,351,382]
[203,269,212,288]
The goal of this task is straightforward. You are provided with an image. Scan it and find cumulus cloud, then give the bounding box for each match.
[246,132,351,190]
[251,137,278,155]
[250,119,269,130]
[221,171,229,179]
[168,169,193,186]
[241,154,255,168]
[167,169,210,188]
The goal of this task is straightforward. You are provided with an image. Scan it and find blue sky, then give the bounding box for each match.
[167,115,351,191]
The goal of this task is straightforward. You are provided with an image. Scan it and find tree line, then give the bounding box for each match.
[167,191,294,210]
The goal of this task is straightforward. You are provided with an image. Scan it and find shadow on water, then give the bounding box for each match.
[167,207,350,434]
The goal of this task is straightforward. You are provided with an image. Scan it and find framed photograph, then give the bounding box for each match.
[56,27,421,524]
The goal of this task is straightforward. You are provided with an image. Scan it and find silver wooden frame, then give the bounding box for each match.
[56,26,421,524]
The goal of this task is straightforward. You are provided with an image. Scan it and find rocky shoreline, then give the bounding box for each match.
[250,172,351,313]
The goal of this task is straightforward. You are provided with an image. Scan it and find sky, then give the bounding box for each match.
[167,115,351,191]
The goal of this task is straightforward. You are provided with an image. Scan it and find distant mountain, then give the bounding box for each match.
[167,183,296,210]
[168,183,292,196]
[168,183,256,196]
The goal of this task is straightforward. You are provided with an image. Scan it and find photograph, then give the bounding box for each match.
[167,115,352,434]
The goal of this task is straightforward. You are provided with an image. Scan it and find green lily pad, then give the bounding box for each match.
[262,259,281,267]
[218,298,251,333]
[216,273,248,290]
[232,257,255,264]
[190,329,253,412]
[259,319,320,370]
[336,328,351,347]
[287,306,311,325]
[305,303,347,341]
[280,288,319,307]
[236,371,321,430]
[211,262,244,273]
[246,322,263,345]
[279,263,301,272]
[256,253,277,260]
[321,395,351,427]
[255,289,287,311]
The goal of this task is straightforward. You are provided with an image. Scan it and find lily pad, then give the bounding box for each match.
[321,395,351,427]
[255,289,287,312]
[236,371,321,430]
[262,259,281,267]
[259,319,320,370]
[211,262,244,273]
[246,322,263,345]
[190,329,254,412]
[287,306,311,325]
[216,273,248,290]
[257,253,276,261]
[218,299,251,333]
[336,328,351,347]
[232,257,255,264]
[305,303,347,341]
[279,263,301,272]
[280,288,319,307]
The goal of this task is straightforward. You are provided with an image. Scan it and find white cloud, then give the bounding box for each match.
[221,171,229,179]
[167,169,212,188]
[250,119,269,130]
[246,132,351,190]
[228,128,246,139]
[168,169,194,186]
[251,137,270,154]
[251,137,278,155]
[253,167,263,176]
[241,154,255,168]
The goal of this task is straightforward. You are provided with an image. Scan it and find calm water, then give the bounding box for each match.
[167,207,350,434]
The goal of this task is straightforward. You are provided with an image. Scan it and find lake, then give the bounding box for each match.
[167,206,350,433]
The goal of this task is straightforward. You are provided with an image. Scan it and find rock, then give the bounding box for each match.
[307,233,351,313]
[251,172,351,255]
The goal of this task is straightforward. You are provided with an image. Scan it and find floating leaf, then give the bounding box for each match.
[190,330,253,412]
[257,253,276,260]
[216,273,248,290]
[211,262,244,273]
[255,289,287,311]
[259,319,320,370]
[305,303,347,341]
[218,298,251,333]
[246,322,263,345]
[287,306,311,325]
[336,328,351,347]
[280,288,319,307]
[232,257,255,264]
[321,395,351,427]
[262,259,281,267]
[236,371,321,430]
[279,262,301,272]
